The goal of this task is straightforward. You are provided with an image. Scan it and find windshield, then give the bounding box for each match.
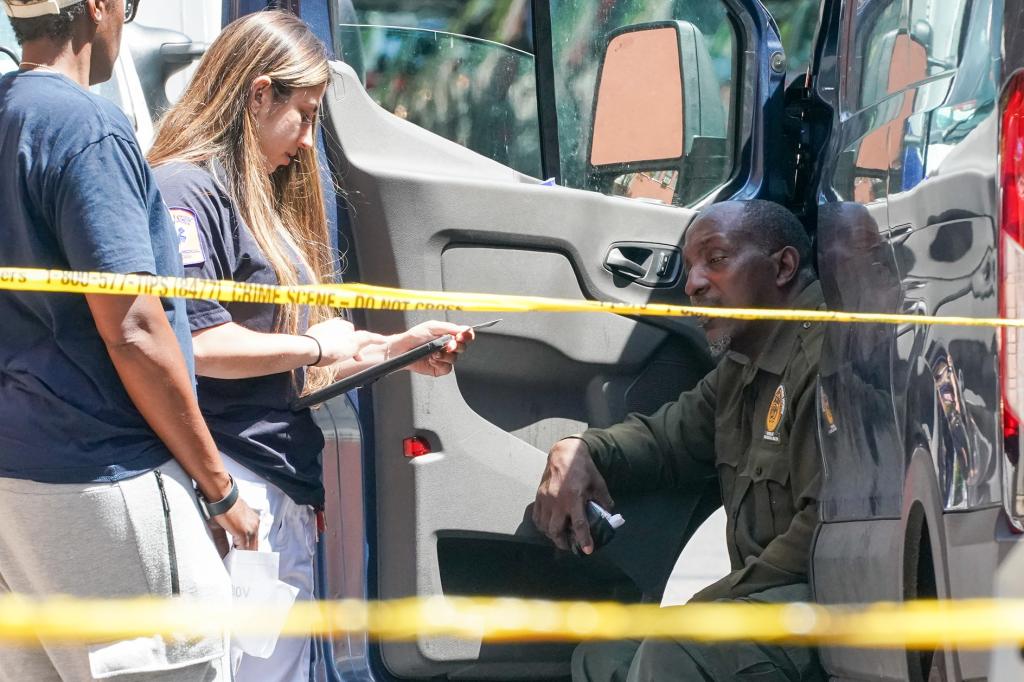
[0,21,19,75]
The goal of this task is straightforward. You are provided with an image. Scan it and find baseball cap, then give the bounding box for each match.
[3,0,85,19]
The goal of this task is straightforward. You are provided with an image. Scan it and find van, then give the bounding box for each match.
[220,1,1022,680]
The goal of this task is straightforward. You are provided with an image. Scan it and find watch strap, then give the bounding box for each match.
[200,475,238,519]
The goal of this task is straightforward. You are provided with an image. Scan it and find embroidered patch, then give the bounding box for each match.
[763,384,786,443]
[820,385,838,434]
[169,207,205,266]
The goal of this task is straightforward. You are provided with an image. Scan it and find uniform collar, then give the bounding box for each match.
[726,280,824,380]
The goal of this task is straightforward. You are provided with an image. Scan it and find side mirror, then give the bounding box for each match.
[588,21,728,205]
[125,23,208,120]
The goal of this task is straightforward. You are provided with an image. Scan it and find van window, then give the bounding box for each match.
[339,1,747,206]
[762,0,821,83]
[337,1,542,178]
[0,49,16,75]
[0,20,17,75]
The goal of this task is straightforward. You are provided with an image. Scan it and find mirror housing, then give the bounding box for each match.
[587,21,728,205]
[125,23,208,120]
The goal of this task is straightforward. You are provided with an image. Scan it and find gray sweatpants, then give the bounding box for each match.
[572,584,826,682]
[0,460,232,681]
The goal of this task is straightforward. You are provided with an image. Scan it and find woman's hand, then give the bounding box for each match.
[305,318,387,366]
[389,321,475,377]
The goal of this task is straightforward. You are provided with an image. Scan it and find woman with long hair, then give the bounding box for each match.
[149,11,472,680]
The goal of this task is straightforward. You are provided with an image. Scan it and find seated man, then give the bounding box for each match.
[533,199,827,681]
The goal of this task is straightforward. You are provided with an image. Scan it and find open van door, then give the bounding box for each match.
[317,1,788,678]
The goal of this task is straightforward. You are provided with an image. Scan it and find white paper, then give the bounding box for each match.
[224,549,300,659]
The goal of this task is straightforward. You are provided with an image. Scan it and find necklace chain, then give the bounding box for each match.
[19,61,58,73]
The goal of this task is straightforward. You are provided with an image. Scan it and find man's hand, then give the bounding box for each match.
[532,437,613,554]
[213,498,260,551]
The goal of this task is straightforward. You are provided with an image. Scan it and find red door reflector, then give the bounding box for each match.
[403,436,432,458]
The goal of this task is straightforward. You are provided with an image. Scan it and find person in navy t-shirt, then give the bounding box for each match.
[0,1,257,679]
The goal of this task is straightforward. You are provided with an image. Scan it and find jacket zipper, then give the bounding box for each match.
[153,470,181,596]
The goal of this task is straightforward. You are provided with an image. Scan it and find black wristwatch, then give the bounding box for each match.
[197,475,239,520]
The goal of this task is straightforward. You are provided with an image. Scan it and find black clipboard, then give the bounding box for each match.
[290,319,500,411]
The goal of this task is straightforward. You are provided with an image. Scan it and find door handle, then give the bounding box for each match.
[603,243,681,287]
[605,247,652,279]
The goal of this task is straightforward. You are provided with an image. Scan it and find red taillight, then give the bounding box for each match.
[999,72,1024,458]
[403,436,432,458]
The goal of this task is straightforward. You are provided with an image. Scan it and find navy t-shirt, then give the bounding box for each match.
[0,71,191,482]
[153,162,325,507]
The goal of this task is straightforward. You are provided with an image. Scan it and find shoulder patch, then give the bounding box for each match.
[169,207,205,266]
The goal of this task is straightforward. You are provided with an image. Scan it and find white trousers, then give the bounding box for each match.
[222,457,316,682]
[0,460,231,681]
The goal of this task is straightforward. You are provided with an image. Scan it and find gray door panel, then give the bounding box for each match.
[322,61,710,678]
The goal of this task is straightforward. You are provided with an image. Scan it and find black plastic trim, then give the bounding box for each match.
[532,0,562,182]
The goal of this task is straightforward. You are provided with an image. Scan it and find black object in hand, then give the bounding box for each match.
[570,500,625,555]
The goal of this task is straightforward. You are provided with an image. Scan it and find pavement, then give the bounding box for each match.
[660,508,730,606]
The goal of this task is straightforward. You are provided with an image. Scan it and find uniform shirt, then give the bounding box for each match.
[0,71,189,483]
[578,282,825,602]
[153,162,325,507]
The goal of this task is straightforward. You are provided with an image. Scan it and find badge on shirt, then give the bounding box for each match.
[169,207,205,266]
[820,385,838,434]
[763,384,786,443]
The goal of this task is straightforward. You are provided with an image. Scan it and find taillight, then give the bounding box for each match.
[1000,72,1024,465]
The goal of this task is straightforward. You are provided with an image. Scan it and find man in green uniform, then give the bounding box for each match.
[532,199,827,681]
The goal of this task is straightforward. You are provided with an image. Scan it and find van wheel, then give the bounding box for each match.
[904,504,945,681]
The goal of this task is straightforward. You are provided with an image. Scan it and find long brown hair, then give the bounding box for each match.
[149,10,335,391]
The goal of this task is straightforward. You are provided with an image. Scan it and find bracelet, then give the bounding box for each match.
[302,334,322,366]
[198,475,238,520]
[560,434,587,444]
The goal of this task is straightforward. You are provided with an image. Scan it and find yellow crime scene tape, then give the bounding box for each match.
[1,266,1023,328]
[3,267,1024,651]
[2,594,1024,649]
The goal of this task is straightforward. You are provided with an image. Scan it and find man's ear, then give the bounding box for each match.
[86,0,109,23]
[249,75,273,114]
[775,245,801,287]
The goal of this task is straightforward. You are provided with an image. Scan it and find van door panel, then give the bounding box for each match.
[322,60,712,677]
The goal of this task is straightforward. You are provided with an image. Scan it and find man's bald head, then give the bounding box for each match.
[694,200,813,277]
